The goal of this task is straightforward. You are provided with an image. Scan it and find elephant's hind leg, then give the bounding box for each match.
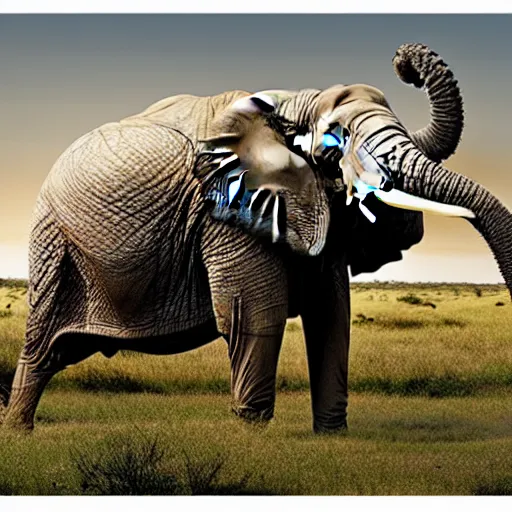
[3,335,100,431]
[2,358,57,431]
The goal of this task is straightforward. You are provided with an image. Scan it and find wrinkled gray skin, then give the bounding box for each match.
[2,44,475,432]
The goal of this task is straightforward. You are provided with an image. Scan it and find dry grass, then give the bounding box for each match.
[0,283,511,495]
[0,284,511,397]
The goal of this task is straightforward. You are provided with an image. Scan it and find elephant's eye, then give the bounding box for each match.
[322,124,350,154]
[322,133,341,147]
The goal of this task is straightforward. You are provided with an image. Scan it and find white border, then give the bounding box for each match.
[1,0,512,13]
[1,496,511,511]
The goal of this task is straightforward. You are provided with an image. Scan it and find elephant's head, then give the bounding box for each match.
[195,43,472,268]
[195,89,330,256]
[303,44,512,296]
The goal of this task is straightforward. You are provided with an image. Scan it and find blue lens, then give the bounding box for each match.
[322,133,341,147]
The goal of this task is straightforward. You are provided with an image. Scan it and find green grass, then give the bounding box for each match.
[0,283,511,495]
[3,284,511,398]
[0,391,512,495]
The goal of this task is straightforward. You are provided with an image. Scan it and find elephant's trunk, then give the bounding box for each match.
[399,147,512,296]
[393,43,464,163]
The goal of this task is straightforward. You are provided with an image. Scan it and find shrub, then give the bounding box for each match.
[72,433,268,496]
[396,294,423,305]
[183,452,252,495]
[352,313,374,326]
[72,433,181,495]
[0,279,28,289]
[0,479,16,496]
[473,476,512,495]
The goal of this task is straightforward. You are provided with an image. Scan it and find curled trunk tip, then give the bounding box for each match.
[393,43,464,163]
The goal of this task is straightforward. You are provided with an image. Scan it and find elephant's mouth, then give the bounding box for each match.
[195,146,287,244]
[292,125,475,222]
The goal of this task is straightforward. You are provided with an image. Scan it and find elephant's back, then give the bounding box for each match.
[39,119,204,299]
[126,90,251,141]
[42,119,195,256]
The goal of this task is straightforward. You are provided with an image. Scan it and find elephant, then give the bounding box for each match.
[2,43,487,433]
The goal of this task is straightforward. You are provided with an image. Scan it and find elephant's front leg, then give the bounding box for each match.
[300,256,351,433]
[201,225,288,423]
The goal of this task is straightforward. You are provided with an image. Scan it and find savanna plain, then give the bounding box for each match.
[0,279,511,496]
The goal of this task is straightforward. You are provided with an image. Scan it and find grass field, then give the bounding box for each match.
[0,280,511,495]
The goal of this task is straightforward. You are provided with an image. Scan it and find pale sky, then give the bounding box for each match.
[1,14,511,282]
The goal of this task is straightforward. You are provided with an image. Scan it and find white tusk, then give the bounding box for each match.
[271,196,280,243]
[358,201,377,223]
[259,194,272,217]
[374,188,476,218]
[218,153,240,170]
[293,132,313,154]
[228,178,242,206]
[249,188,264,210]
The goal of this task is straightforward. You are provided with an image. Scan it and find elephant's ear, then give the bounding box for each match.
[346,195,424,276]
[194,89,331,256]
[229,90,296,114]
[200,90,295,149]
[200,133,242,149]
[230,92,277,114]
[315,84,389,120]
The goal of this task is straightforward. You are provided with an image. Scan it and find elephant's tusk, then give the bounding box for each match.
[218,153,241,171]
[356,197,377,223]
[249,188,265,211]
[228,177,242,205]
[293,132,313,154]
[354,177,475,218]
[271,195,281,243]
[374,188,476,218]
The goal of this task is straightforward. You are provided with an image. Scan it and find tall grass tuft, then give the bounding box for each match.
[396,294,424,305]
[72,433,182,495]
[473,476,512,495]
[182,452,255,495]
[0,478,16,496]
[71,432,269,496]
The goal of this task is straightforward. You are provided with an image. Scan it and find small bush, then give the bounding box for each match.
[72,433,268,496]
[442,319,466,328]
[474,476,512,495]
[0,479,16,496]
[377,319,426,329]
[474,287,483,297]
[396,294,423,305]
[352,313,374,326]
[183,452,248,495]
[0,279,28,289]
[285,322,302,333]
[72,433,181,495]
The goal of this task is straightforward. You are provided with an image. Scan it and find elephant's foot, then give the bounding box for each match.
[313,420,348,435]
[231,401,274,426]
[2,362,54,432]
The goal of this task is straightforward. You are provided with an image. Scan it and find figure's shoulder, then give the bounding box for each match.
[126,94,200,121]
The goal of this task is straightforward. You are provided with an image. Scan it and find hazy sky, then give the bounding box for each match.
[1,14,511,282]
